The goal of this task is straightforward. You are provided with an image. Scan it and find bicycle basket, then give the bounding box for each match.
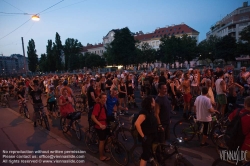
[67,111,81,120]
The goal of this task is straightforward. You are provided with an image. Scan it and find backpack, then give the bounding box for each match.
[88,103,106,127]
[224,108,249,150]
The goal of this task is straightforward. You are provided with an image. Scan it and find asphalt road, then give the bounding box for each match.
[6,86,230,166]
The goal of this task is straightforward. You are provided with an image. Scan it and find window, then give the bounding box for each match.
[156,35,158,37]
[177,32,179,34]
[162,30,164,32]
[168,33,170,35]
[152,35,154,38]
[182,31,184,33]
[170,29,172,31]
[160,35,162,37]
[179,27,181,30]
[158,31,160,33]
[166,30,168,32]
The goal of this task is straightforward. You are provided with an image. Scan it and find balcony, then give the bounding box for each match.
[228,28,236,33]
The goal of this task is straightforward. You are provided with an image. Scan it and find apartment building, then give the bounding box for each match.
[134,23,199,50]
[0,54,28,75]
[206,2,250,42]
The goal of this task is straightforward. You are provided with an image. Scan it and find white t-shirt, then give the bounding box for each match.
[194,95,213,122]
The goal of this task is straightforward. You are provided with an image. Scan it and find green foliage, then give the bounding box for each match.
[84,52,106,69]
[27,39,38,72]
[53,32,63,70]
[239,25,250,43]
[140,42,156,64]
[63,38,83,70]
[46,39,55,71]
[216,35,236,62]
[39,53,47,72]
[106,27,137,67]
[197,35,220,62]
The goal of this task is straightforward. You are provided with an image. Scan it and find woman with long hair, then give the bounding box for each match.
[135,96,158,166]
[118,78,127,115]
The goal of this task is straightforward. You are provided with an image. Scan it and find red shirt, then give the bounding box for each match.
[229,108,250,151]
[92,103,107,129]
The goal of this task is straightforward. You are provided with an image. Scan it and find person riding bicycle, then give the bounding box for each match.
[135,96,158,166]
[29,80,44,127]
[47,86,57,116]
[59,88,74,119]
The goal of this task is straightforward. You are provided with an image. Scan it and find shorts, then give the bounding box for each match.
[198,122,210,136]
[216,94,227,105]
[183,93,192,103]
[95,128,108,141]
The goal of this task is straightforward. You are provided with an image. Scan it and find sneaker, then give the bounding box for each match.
[200,142,209,147]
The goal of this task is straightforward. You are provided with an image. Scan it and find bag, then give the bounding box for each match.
[224,108,249,150]
[130,113,143,142]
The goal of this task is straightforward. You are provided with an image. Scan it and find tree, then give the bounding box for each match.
[216,35,236,63]
[197,35,220,65]
[140,42,156,66]
[63,38,83,70]
[53,32,63,70]
[159,35,181,68]
[179,34,197,64]
[239,25,250,43]
[46,40,55,71]
[27,39,38,72]
[84,53,106,69]
[109,27,137,68]
[39,53,47,72]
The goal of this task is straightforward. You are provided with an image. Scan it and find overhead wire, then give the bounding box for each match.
[0,0,65,40]
[2,0,26,13]
[0,12,31,15]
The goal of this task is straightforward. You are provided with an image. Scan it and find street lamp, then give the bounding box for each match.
[31,15,40,21]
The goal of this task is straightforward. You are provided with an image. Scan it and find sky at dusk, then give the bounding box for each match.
[0,0,248,57]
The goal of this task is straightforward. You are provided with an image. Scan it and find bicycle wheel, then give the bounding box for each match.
[60,117,69,133]
[24,107,30,119]
[211,125,227,149]
[131,145,142,166]
[84,128,99,154]
[110,140,129,166]
[174,155,193,166]
[74,121,81,140]
[43,115,50,131]
[173,120,195,142]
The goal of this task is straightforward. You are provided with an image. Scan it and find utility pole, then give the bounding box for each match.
[21,37,26,75]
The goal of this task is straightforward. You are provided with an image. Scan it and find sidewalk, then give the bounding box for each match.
[0,107,108,166]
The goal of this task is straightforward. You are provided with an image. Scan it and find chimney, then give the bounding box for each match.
[166,25,169,28]
[243,2,248,7]
[172,24,175,26]
[181,22,184,25]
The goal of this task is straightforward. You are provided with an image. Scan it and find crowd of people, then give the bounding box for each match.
[0,65,250,164]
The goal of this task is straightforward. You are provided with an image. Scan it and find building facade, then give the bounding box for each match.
[206,2,250,42]
[0,54,28,75]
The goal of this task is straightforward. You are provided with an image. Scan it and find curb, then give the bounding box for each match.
[5,108,109,166]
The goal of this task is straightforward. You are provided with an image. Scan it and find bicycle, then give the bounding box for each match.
[1,92,10,107]
[47,100,60,118]
[20,99,30,119]
[85,115,129,166]
[74,94,88,113]
[173,112,225,148]
[130,137,193,166]
[34,105,50,131]
[60,111,81,140]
